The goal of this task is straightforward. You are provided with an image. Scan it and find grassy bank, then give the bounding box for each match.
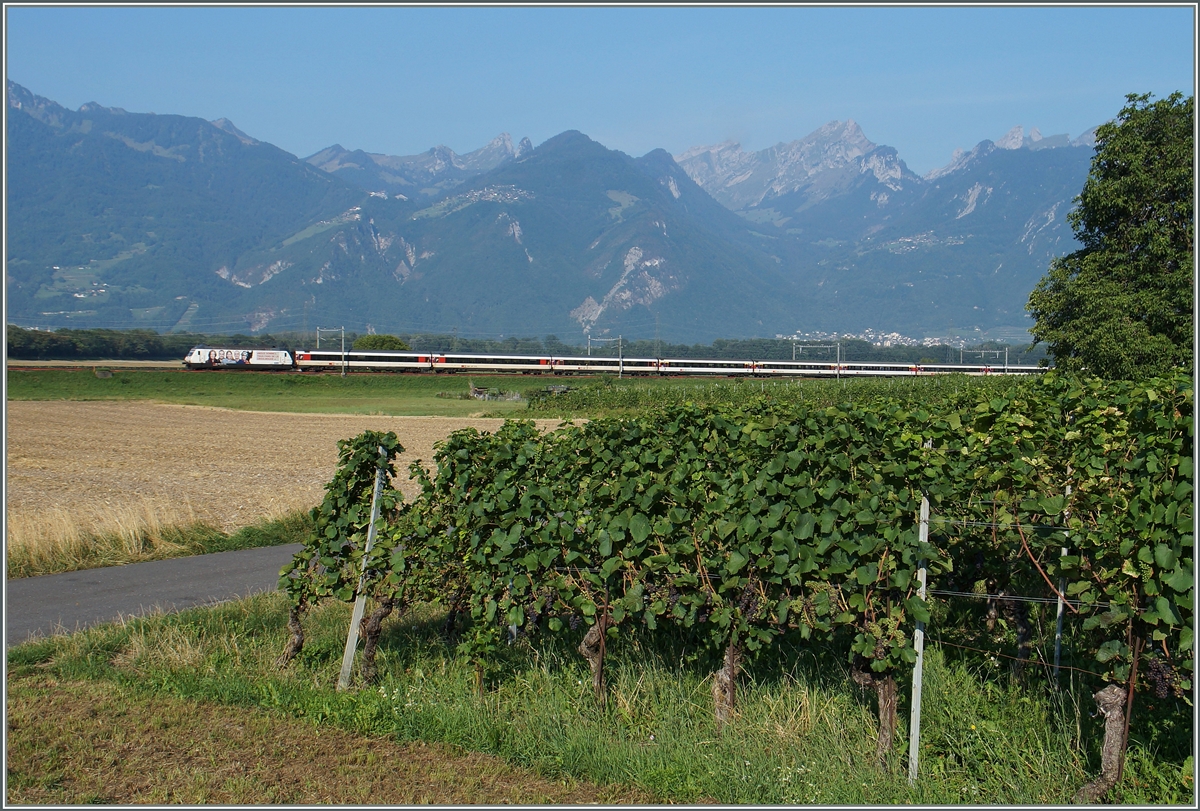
[6,509,313,579]
[7,593,1192,804]
[6,369,555,417]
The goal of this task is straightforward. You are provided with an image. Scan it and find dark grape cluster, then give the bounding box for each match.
[568,613,582,631]
[1145,655,1179,699]
[737,586,759,618]
[668,585,680,610]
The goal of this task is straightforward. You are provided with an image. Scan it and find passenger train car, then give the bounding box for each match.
[185,346,1045,378]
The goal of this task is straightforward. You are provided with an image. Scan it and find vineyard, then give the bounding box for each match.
[278,371,1193,801]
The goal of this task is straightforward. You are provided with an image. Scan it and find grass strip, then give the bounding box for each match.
[7,593,1192,804]
[6,510,314,579]
[5,369,550,417]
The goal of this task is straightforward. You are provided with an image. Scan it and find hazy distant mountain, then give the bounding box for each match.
[675,120,1096,337]
[674,120,922,215]
[6,80,1099,342]
[209,130,801,341]
[305,133,534,198]
[5,80,362,332]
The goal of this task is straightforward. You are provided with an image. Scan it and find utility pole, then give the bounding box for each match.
[590,336,622,374]
[316,326,346,375]
[655,314,660,359]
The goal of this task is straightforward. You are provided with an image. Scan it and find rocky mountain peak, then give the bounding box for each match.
[676,120,898,210]
[7,80,70,128]
[925,140,996,181]
[458,133,531,172]
[995,125,1025,150]
[210,118,259,145]
[1072,126,1099,148]
[427,144,461,167]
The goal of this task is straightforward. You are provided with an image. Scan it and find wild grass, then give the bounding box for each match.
[8,593,1192,805]
[5,505,313,579]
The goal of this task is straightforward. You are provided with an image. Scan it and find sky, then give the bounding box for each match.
[4,4,1196,176]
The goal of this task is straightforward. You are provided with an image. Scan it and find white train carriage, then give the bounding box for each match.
[294,349,432,372]
[548,355,627,375]
[429,352,556,373]
[755,360,846,377]
[552,355,663,375]
[183,346,295,370]
[656,357,757,376]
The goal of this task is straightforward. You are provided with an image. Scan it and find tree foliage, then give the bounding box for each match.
[351,334,411,351]
[1028,92,1194,379]
[4,325,300,360]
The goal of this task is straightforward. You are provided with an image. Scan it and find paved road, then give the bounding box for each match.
[5,543,303,648]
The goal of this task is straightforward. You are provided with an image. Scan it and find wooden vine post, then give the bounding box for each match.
[578,589,613,707]
[1071,683,1129,804]
[712,632,742,730]
[337,444,388,691]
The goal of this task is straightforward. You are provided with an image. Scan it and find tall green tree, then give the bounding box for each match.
[352,334,411,351]
[1027,92,1193,379]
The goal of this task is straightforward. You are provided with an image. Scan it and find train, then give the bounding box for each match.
[182,345,1046,378]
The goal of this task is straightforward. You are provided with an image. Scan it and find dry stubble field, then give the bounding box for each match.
[6,399,570,535]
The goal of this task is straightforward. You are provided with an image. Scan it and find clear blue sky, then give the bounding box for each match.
[4,5,1195,176]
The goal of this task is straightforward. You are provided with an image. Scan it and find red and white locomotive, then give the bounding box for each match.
[183,346,295,370]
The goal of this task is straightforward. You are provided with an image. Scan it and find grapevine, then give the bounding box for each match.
[279,372,1192,780]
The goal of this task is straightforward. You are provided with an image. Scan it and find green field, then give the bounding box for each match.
[5,369,560,417]
[5,367,1034,418]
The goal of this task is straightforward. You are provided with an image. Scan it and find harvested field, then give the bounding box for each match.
[6,400,571,534]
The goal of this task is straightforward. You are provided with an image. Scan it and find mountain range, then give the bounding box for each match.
[5,79,1098,343]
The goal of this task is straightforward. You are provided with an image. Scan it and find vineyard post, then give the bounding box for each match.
[1054,479,1072,686]
[907,493,930,786]
[337,445,388,691]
